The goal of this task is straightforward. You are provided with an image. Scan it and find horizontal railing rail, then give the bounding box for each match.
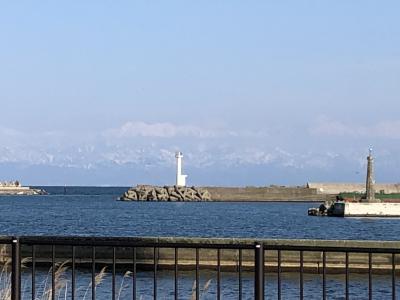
[0,236,399,299]
[264,244,400,253]
[0,236,13,244]
[18,236,257,249]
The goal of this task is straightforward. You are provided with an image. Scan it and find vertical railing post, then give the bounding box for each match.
[11,237,21,300]
[255,242,264,300]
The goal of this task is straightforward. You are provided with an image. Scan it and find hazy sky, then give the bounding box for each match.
[0,1,399,185]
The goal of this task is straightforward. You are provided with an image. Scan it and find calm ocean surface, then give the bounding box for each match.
[1,187,399,299]
[0,186,398,240]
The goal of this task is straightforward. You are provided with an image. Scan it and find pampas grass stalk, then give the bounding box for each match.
[117,270,132,300]
[41,260,70,300]
[82,266,107,300]
[190,279,212,300]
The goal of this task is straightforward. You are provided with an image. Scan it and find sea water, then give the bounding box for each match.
[1,187,399,299]
[0,186,398,240]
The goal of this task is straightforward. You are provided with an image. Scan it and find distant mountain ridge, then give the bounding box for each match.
[1,143,399,186]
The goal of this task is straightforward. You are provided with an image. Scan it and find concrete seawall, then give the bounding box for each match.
[204,186,332,202]
[2,237,399,274]
[307,183,400,194]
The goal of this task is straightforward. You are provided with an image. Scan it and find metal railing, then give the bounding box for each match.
[264,242,400,300]
[1,236,399,299]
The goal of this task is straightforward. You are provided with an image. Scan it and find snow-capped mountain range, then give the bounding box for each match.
[0,121,399,186]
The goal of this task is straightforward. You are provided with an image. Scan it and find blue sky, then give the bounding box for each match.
[0,1,399,186]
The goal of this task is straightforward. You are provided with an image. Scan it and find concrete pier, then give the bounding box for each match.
[334,202,400,217]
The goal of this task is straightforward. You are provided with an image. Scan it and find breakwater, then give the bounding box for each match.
[120,185,211,201]
[0,187,47,195]
[120,185,332,202]
[204,186,331,201]
[0,181,47,195]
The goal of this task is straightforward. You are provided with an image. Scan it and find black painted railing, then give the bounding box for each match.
[0,236,399,299]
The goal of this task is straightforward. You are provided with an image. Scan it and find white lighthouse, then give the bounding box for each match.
[175,151,187,187]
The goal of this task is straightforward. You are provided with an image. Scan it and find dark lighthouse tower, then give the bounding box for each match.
[365,148,377,202]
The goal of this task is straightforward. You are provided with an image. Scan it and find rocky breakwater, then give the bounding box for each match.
[120,185,212,201]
